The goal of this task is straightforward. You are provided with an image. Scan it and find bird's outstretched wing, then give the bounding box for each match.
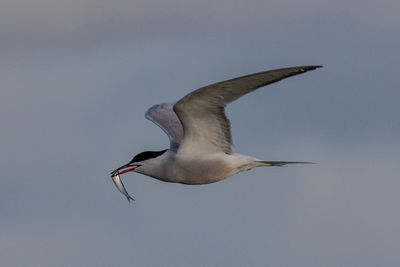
[145,102,184,151]
[174,65,322,155]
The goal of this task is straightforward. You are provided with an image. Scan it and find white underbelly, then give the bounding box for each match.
[162,154,239,184]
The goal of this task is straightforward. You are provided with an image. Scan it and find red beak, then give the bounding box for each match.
[110,163,140,176]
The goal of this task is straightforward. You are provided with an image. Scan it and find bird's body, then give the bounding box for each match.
[135,150,262,184]
[110,65,321,201]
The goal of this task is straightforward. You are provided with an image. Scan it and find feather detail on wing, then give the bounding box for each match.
[145,102,184,151]
[173,65,322,155]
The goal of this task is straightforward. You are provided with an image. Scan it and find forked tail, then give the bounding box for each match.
[256,161,315,167]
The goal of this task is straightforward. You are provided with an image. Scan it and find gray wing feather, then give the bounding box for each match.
[145,103,184,151]
[174,65,322,154]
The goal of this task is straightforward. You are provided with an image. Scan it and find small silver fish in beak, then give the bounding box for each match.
[111,173,135,202]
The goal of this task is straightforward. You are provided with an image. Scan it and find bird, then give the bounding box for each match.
[110,65,322,201]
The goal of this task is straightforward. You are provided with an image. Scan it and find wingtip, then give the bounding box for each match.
[302,65,323,71]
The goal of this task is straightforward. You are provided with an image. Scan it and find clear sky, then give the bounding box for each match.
[1,0,399,266]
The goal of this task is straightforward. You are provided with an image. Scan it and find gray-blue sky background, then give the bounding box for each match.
[1,0,399,266]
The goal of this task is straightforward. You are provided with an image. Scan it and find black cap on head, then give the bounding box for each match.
[129,149,168,163]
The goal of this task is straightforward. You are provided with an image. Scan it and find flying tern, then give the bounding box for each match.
[110,65,321,201]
